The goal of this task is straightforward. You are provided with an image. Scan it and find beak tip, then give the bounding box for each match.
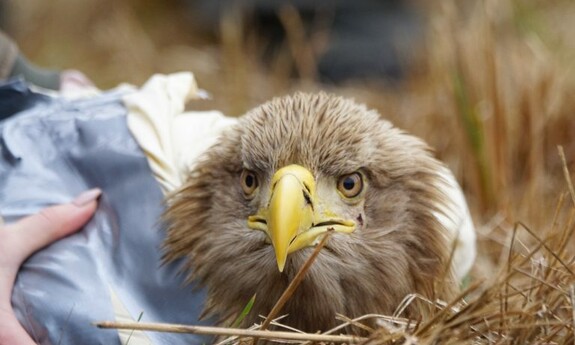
[277,258,286,272]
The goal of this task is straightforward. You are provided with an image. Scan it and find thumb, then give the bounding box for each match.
[3,188,101,266]
[0,188,101,345]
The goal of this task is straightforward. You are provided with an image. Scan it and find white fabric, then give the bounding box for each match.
[108,286,153,345]
[123,73,237,194]
[435,168,477,279]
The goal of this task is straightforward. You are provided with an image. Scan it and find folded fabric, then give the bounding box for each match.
[0,75,231,345]
[124,72,236,194]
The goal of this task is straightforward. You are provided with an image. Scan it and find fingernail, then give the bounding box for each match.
[72,188,102,207]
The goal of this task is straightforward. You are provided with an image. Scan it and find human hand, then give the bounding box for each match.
[0,189,101,345]
[60,69,96,92]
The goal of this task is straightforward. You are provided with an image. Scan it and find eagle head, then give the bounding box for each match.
[163,92,458,332]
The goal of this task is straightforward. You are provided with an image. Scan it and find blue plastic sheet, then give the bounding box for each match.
[0,79,212,345]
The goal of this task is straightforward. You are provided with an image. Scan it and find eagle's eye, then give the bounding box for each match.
[240,169,259,196]
[337,172,364,198]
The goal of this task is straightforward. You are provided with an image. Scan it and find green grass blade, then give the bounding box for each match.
[231,293,257,328]
[125,311,144,345]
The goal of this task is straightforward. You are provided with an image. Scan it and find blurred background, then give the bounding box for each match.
[1,0,574,276]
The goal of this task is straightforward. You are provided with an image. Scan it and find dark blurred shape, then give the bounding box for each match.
[9,54,61,90]
[186,0,422,83]
[0,30,60,89]
[0,30,95,91]
[0,78,50,121]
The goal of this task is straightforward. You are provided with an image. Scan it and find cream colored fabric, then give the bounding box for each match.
[108,287,153,345]
[434,167,477,280]
[123,73,237,194]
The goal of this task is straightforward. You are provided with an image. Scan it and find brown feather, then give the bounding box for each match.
[163,92,457,333]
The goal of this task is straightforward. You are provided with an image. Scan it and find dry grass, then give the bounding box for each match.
[6,0,575,343]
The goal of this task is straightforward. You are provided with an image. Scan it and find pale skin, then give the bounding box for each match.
[0,189,100,345]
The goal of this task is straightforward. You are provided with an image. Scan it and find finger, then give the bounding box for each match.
[0,189,101,344]
[5,188,101,261]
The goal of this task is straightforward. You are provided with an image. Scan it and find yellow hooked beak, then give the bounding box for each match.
[248,165,356,272]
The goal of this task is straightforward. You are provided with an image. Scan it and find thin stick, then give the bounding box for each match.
[260,231,333,331]
[335,314,374,333]
[516,221,575,277]
[95,321,364,343]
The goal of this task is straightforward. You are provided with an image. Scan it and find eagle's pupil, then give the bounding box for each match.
[245,174,255,188]
[343,177,355,190]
